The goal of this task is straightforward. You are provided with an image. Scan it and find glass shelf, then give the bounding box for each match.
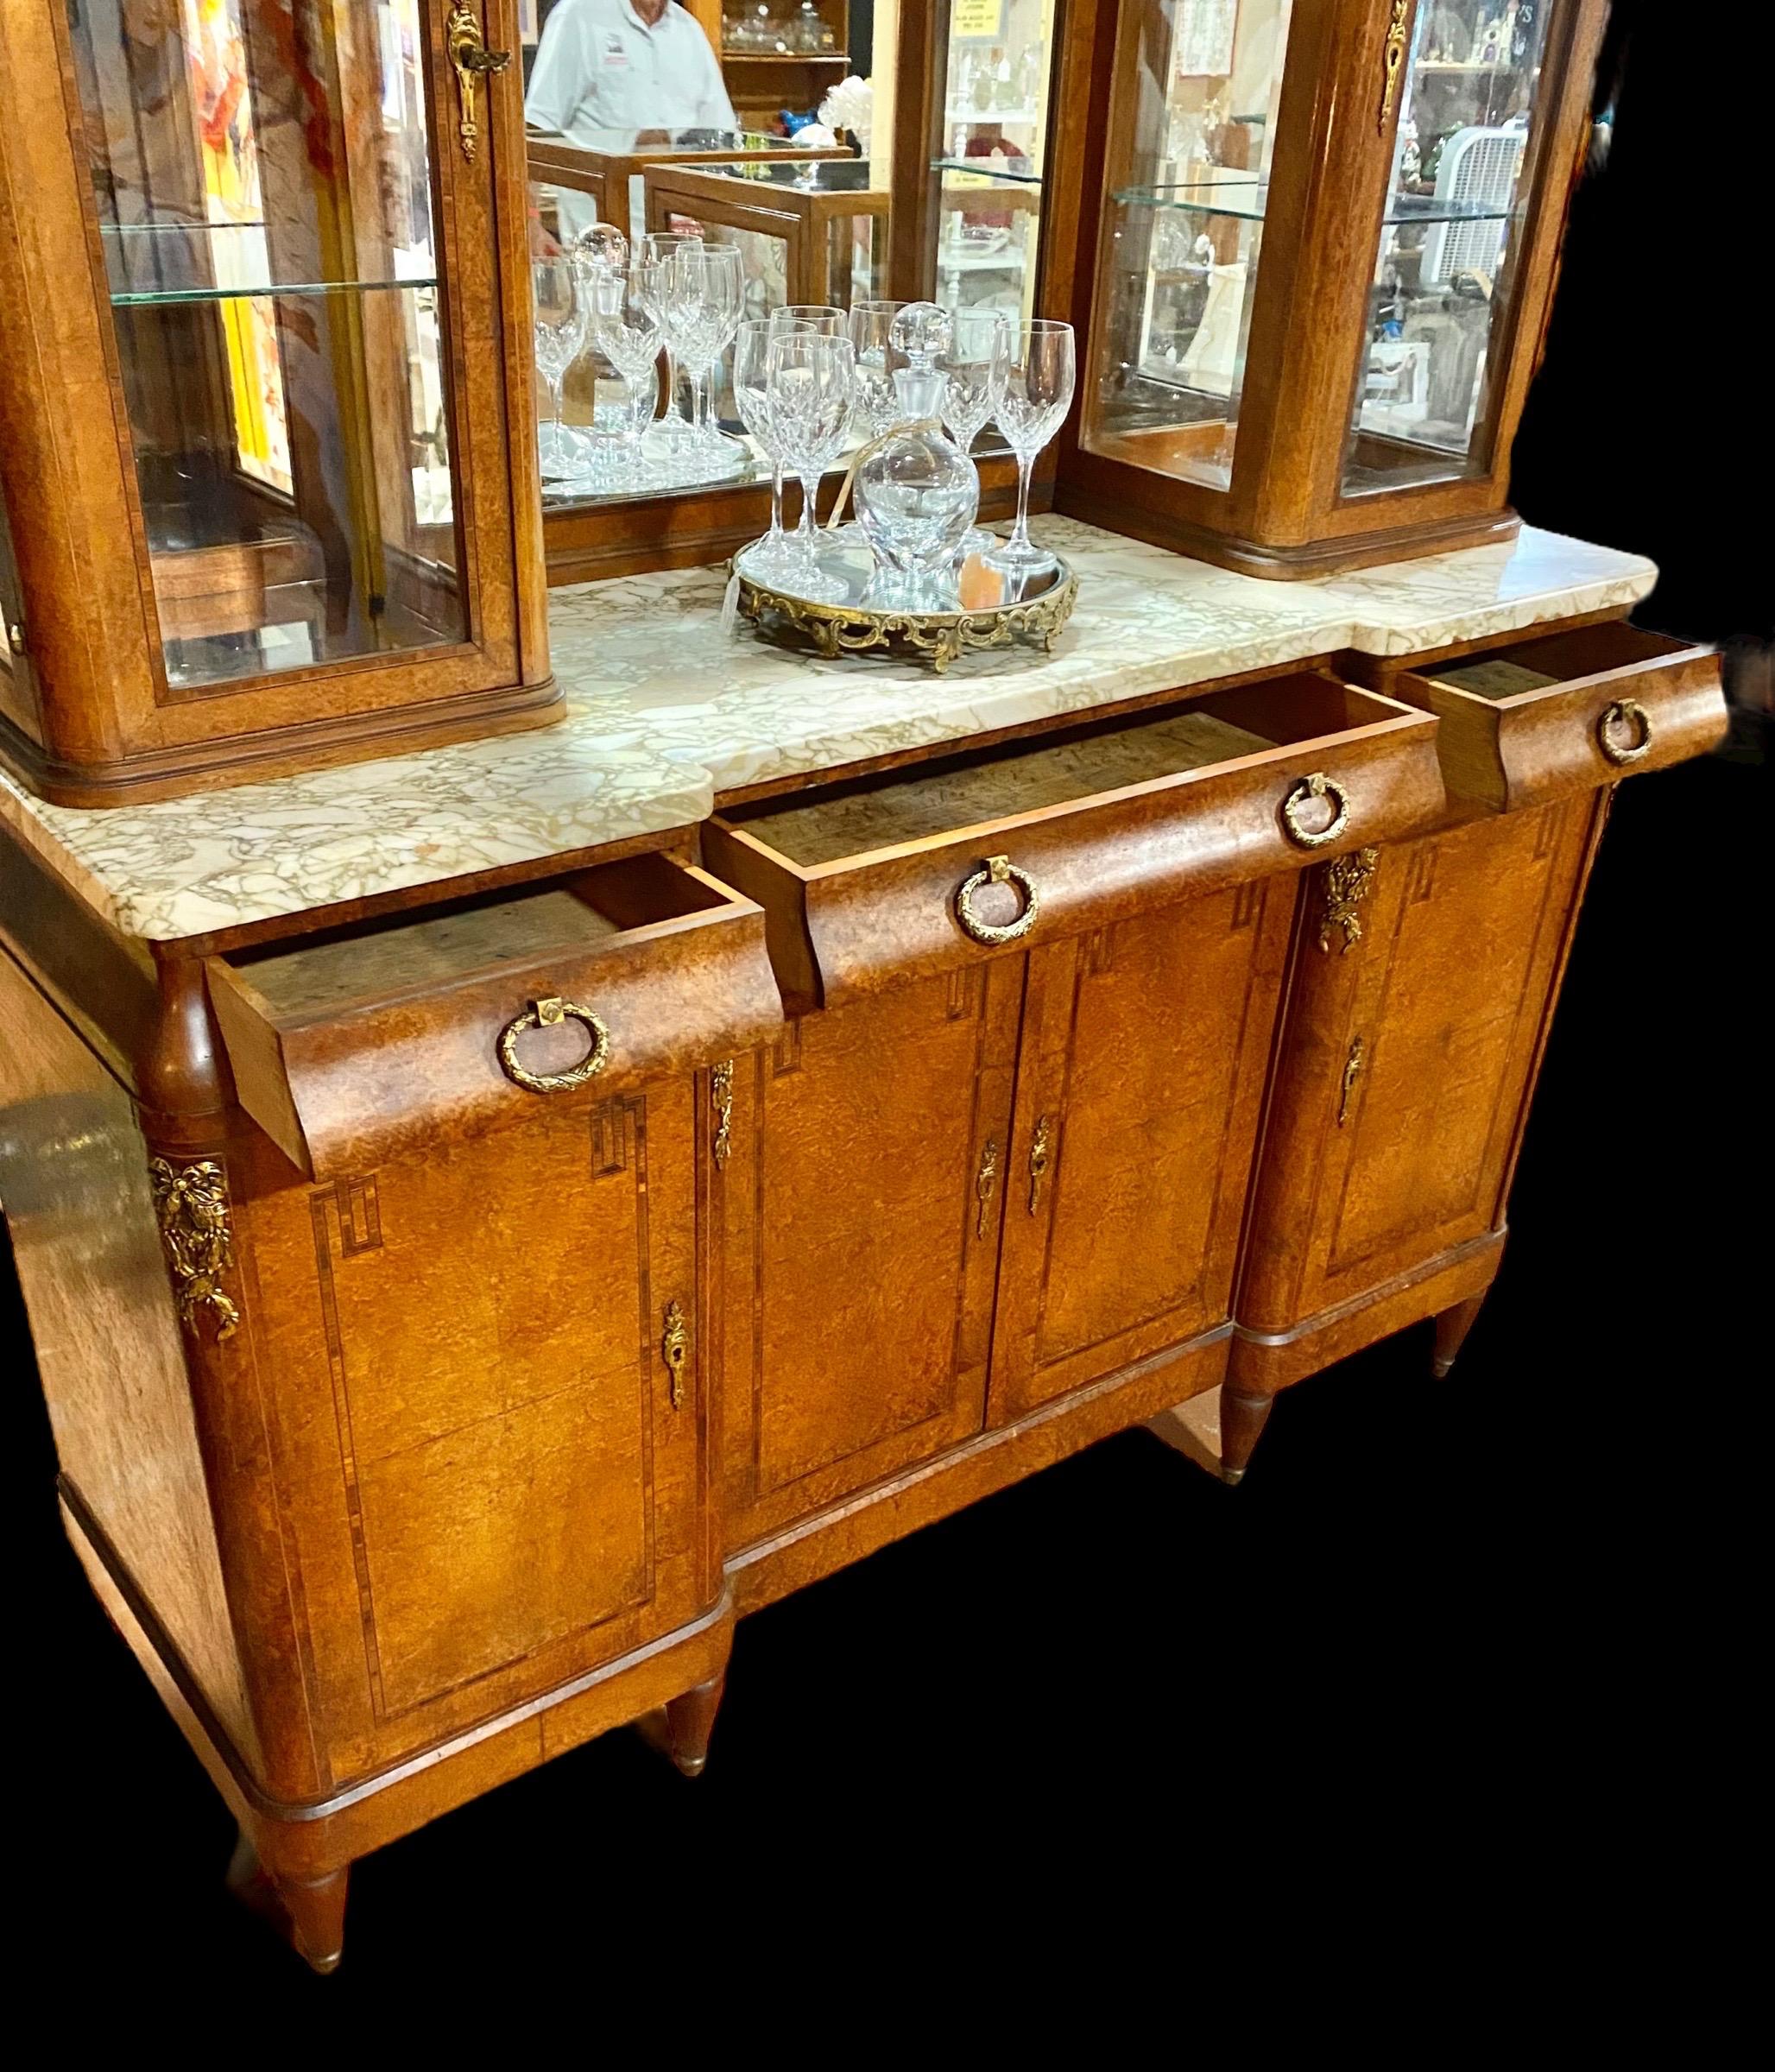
[102,221,436,306]
[527,125,774,154]
[1112,180,1515,227]
[932,158,1044,187]
[944,104,1045,126]
[685,158,876,193]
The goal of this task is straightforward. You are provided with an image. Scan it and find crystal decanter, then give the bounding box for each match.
[851,303,980,610]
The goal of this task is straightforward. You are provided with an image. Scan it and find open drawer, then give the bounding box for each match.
[703,673,1443,1012]
[1391,622,1725,812]
[207,851,781,1178]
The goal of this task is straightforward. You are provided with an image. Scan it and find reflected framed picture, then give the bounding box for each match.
[1175,0,1239,77]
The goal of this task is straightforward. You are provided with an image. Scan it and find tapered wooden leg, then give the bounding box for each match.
[1431,1293,1488,1379]
[661,1670,726,1778]
[1218,1384,1276,1485]
[226,1829,350,1974]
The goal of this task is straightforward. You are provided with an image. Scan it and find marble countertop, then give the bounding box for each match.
[0,519,1653,941]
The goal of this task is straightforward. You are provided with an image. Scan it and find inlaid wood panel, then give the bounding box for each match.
[1238,797,1606,1337]
[720,963,1023,1545]
[989,879,1293,1423]
[240,1077,708,1778]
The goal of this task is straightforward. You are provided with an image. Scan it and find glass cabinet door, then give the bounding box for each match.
[1342,0,1561,495]
[934,0,1058,329]
[1078,0,1297,493]
[68,0,466,691]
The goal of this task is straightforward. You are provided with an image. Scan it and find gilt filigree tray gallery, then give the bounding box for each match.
[731,525,1077,672]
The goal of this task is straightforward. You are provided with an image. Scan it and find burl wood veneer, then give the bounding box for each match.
[0,621,1724,1971]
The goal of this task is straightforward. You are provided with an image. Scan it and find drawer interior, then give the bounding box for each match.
[1422,622,1690,704]
[209,848,780,1178]
[225,850,733,1020]
[721,674,1392,868]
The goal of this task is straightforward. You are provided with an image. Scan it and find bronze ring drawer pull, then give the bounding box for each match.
[1596,697,1652,766]
[956,854,1039,945]
[497,995,610,1094]
[1281,772,1351,851]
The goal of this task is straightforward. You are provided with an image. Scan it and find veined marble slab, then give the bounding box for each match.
[0,520,1653,941]
[0,699,711,942]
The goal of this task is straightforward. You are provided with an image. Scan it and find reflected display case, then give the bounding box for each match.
[719,0,850,127]
[642,156,891,316]
[525,126,849,245]
[0,0,553,806]
[894,0,1059,330]
[1047,0,1608,576]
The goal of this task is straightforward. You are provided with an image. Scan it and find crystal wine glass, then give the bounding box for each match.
[685,243,744,455]
[533,254,590,480]
[769,304,847,339]
[767,330,856,600]
[732,318,799,580]
[588,261,666,486]
[569,225,631,485]
[846,299,907,441]
[988,318,1076,576]
[935,308,1008,560]
[640,231,705,457]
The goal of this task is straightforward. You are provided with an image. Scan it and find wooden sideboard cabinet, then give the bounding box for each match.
[0,607,1727,1973]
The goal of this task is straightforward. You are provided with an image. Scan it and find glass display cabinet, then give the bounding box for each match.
[719,1,851,129]
[894,0,1059,331]
[642,157,891,316]
[525,127,848,246]
[1047,0,1609,577]
[0,0,553,806]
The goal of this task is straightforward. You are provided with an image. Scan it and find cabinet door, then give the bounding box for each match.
[246,1077,708,1778]
[5,0,538,754]
[718,963,1022,1546]
[988,877,1294,1424]
[1237,796,1607,1345]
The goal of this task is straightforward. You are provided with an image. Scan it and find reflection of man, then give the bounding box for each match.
[526,0,737,147]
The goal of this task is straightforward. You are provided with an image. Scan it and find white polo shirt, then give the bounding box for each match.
[526,0,737,146]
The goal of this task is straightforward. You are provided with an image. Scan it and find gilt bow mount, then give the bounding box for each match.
[149,1156,241,1342]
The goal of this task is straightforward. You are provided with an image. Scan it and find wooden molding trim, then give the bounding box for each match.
[1050,484,1523,581]
[1229,1228,1507,1394]
[61,1473,734,1829]
[0,678,563,810]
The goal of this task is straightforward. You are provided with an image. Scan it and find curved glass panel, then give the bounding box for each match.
[1342,0,1560,496]
[1080,0,1298,493]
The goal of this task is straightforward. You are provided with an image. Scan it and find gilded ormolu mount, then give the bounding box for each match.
[1319,846,1380,954]
[148,1156,240,1342]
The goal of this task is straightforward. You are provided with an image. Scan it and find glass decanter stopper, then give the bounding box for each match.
[852,302,980,609]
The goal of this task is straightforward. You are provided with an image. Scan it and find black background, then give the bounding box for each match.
[9,3,1766,2002]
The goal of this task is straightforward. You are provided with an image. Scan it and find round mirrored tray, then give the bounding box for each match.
[732,524,1077,673]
